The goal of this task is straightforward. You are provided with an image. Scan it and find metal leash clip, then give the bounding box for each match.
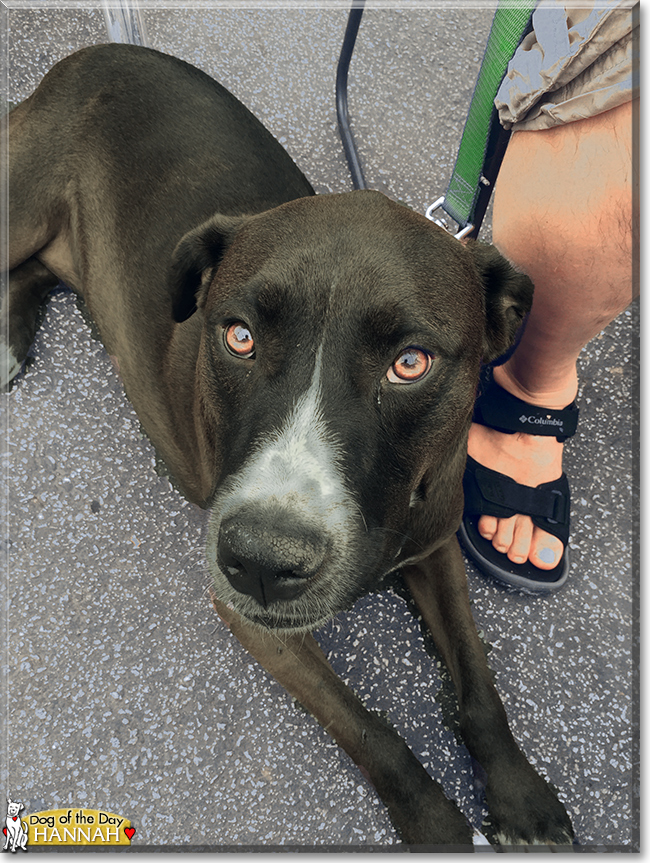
[425,197,474,241]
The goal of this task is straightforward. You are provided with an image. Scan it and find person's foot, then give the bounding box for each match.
[467,363,578,571]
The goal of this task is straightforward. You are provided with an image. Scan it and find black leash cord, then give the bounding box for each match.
[336,0,367,191]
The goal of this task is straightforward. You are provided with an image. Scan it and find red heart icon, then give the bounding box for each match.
[2,827,6,836]
[124,827,136,841]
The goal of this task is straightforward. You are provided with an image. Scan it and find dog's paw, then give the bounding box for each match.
[487,807,575,851]
[494,831,576,852]
[483,771,574,852]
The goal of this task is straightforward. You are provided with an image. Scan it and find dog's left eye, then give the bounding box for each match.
[386,347,433,384]
[224,322,255,358]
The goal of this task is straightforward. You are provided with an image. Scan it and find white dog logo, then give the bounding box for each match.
[3,799,28,853]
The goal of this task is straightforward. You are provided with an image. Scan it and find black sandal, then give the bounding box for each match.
[458,366,579,593]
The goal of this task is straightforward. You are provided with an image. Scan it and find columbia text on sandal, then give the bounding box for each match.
[459,366,579,593]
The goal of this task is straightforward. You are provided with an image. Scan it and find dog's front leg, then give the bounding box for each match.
[402,539,574,848]
[212,596,473,848]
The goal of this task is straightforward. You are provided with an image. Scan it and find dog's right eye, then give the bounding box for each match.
[386,347,433,384]
[224,322,255,359]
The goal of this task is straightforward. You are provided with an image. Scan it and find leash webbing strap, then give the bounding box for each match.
[435,0,536,234]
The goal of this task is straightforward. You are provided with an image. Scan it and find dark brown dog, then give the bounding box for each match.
[2,43,574,848]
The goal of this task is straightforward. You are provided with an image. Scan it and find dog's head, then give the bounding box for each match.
[169,190,532,631]
[6,800,24,818]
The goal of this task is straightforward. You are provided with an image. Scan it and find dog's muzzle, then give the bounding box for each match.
[217,506,329,607]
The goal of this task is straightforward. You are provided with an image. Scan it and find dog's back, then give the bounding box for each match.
[5,44,314,289]
[3,45,315,497]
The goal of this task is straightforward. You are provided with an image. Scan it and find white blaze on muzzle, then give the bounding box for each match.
[218,345,356,537]
[206,344,378,627]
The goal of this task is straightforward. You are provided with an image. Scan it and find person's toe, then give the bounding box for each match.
[478,515,498,540]
[529,529,564,570]
[507,516,533,565]
[491,514,517,555]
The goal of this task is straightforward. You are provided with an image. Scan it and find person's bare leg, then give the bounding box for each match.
[469,99,637,570]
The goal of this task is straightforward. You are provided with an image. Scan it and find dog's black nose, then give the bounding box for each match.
[217,512,328,607]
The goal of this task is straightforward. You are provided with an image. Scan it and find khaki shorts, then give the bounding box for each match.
[495,0,638,131]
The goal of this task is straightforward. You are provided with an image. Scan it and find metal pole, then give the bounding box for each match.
[102,0,148,46]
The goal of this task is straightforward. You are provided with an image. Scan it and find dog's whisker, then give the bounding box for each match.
[351,501,369,533]
[368,524,425,553]
[179,544,206,563]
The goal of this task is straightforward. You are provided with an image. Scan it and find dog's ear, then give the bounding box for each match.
[168,214,246,322]
[467,240,534,363]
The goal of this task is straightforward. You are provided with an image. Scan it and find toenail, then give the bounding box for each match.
[538,547,557,564]
[512,555,526,564]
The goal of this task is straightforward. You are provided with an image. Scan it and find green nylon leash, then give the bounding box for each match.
[426,0,537,239]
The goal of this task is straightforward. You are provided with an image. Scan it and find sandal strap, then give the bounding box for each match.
[463,457,570,545]
[473,366,579,443]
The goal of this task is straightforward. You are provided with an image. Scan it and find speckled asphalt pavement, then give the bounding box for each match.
[1,2,638,851]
